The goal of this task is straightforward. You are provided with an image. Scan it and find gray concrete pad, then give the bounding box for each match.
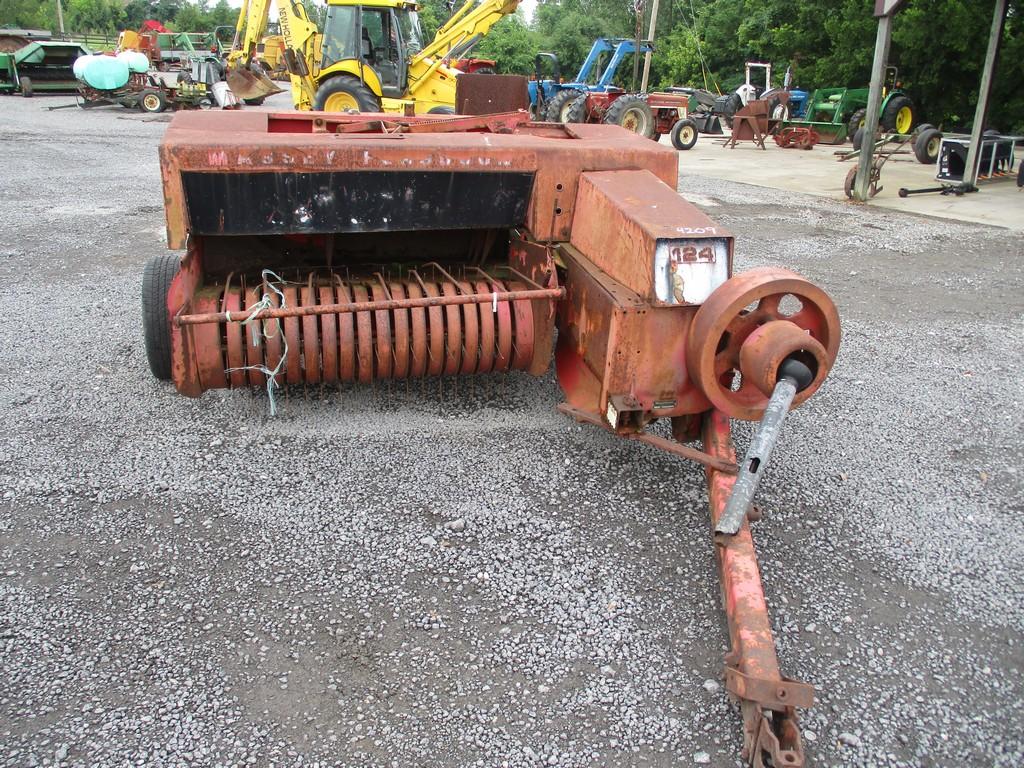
[672,131,1023,230]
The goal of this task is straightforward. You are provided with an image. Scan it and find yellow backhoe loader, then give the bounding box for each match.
[226,0,320,106]
[230,0,519,114]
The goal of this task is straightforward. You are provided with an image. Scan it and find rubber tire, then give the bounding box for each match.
[880,94,915,134]
[604,94,656,139]
[852,127,865,151]
[20,76,32,97]
[913,128,942,164]
[139,90,167,114]
[721,91,743,129]
[844,167,857,200]
[142,253,180,381]
[725,91,742,116]
[915,122,935,134]
[474,67,497,75]
[847,108,866,143]
[428,106,456,115]
[670,117,699,150]
[243,96,266,106]
[545,89,584,123]
[564,94,589,123]
[313,76,381,113]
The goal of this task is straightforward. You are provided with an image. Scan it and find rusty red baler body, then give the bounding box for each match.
[153,108,840,766]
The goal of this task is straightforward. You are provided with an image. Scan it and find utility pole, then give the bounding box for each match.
[963,0,1007,189]
[632,0,643,92]
[853,0,910,201]
[640,0,660,92]
[55,0,65,36]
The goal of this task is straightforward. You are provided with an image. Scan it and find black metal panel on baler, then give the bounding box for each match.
[181,170,535,235]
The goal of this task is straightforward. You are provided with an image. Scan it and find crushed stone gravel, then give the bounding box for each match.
[1,96,1021,767]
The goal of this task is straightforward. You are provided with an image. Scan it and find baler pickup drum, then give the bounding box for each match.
[174,264,563,392]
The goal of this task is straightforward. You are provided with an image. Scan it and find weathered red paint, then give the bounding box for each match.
[703,408,812,768]
[687,267,841,420]
[151,110,842,767]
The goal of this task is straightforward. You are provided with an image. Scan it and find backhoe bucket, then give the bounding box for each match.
[226,66,283,103]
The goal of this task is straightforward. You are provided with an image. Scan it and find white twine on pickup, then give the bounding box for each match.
[224,269,289,416]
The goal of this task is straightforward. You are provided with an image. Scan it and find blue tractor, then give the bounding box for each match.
[529,37,653,122]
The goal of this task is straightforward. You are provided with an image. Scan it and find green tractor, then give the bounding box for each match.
[784,66,915,144]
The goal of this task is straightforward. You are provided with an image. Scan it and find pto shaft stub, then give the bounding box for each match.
[715,358,812,536]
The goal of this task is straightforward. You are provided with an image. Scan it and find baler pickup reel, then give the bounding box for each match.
[148,110,840,767]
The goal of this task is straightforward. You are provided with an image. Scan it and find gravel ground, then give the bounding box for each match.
[1,95,1022,768]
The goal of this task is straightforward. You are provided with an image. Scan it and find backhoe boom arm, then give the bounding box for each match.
[415,0,519,67]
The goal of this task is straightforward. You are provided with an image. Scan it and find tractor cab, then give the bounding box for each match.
[320,0,424,104]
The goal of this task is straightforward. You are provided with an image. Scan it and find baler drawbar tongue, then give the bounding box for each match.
[148,110,842,767]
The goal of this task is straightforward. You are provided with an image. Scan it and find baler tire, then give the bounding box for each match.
[428,106,456,115]
[914,128,942,164]
[20,76,32,97]
[847,108,866,143]
[142,253,179,381]
[604,94,656,139]
[545,89,584,123]
[313,76,381,113]
[670,117,699,150]
[242,96,266,106]
[474,67,497,75]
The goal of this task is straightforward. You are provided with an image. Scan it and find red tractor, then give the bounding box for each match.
[560,90,701,150]
[452,57,497,75]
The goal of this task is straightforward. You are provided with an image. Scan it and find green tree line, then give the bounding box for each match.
[0,0,238,35]
[466,0,1023,132]
[3,0,1020,129]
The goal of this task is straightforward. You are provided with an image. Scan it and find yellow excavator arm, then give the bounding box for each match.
[226,0,320,108]
[403,0,519,100]
[415,0,519,66]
